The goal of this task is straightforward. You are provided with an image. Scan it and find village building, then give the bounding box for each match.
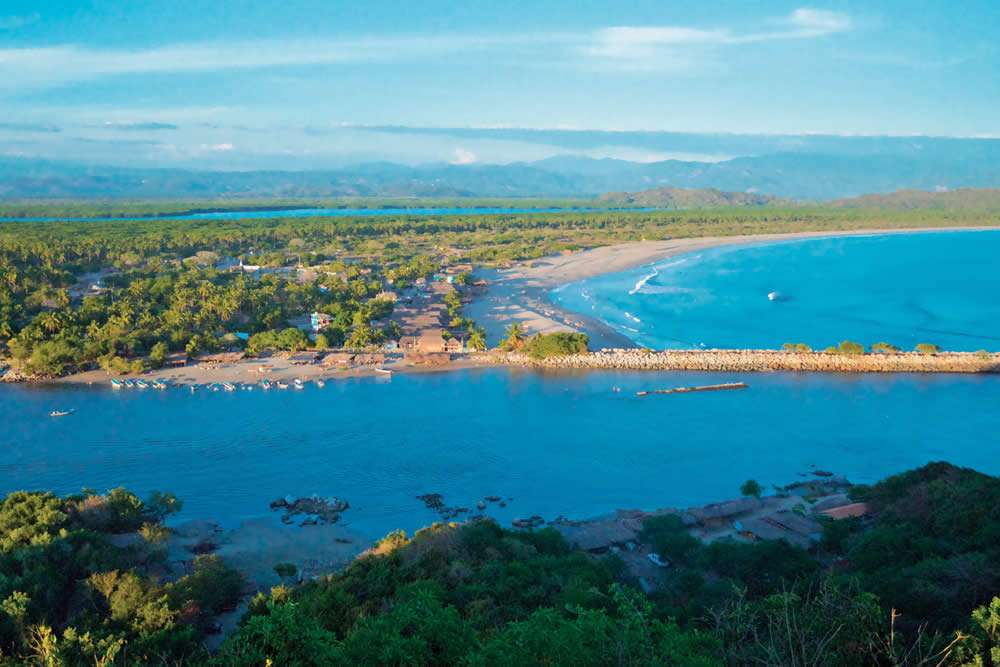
[310,312,333,332]
[164,352,188,368]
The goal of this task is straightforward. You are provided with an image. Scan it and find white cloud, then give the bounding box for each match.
[202,143,234,152]
[450,148,477,164]
[586,8,852,70]
[0,9,854,88]
[787,8,852,35]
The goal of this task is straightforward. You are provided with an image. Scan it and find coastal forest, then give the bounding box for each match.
[2,462,999,665]
[2,201,998,378]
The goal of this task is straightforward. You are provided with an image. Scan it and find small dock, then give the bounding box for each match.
[636,382,748,397]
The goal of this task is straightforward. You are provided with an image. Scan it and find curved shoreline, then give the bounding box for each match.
[469,226,1000,350]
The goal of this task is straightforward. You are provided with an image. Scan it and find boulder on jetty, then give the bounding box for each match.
[489,348,1000,374]
[270,494,350,525]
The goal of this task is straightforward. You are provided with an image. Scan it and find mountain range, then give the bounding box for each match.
[3,147,1000,200]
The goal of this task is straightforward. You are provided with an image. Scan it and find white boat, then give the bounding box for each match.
[49,410,72,417]
[135,380,149,389]
[123,379,134,388]
[374,368,392,375]
[315,379,326,388]
[110,378,123,389]
[222,382,236,392]
[261,380,272,390]
[293,379,304,390]
[277,381,289,390]
[767,291,780,302]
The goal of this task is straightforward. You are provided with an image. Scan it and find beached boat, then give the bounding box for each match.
[123,379,134,388]
[49,410,72,417]
[135,380,149,389]
[261,379,272,390]
[293,379,304,390]
[276,382,289,390]
[110,378,123,389]
[190,385,198,393]
[151,380,166,390]
[222,383,236,392]
[374,368,392,375]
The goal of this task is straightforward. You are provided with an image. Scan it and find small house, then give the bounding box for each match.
[310,312,334,333]
[290,351,321,365]
[165,352,188,368]
[443,338,464,353]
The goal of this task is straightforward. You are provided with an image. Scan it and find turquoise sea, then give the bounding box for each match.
[552,231,1000,351]
[3,230,998,538]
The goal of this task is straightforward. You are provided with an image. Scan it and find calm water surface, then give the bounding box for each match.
[8,206,617,223]
[4,369,998,538]
[553,231,1000,351]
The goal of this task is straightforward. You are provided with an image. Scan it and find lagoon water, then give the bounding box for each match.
[3,368,999,538]
[553,231,1000,351]
[8,206,610,224]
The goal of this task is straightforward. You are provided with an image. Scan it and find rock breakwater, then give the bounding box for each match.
[489,349,1000,374]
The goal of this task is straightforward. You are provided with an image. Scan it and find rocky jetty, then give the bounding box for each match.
[491,349,1000,374]
[270,495,350,525]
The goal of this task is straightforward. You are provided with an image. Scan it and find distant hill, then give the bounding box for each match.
[3,150,1000,200]
[830,188,1000,209]
[598,186,778,208]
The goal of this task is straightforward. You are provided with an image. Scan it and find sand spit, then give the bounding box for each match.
[491,349,1000,374]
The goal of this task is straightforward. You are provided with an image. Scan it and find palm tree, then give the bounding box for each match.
[502,323,525,350]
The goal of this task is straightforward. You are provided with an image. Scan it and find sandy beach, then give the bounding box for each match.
[467,226,1000,348]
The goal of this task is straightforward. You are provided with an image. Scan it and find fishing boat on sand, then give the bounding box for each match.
[374,368,392,375]
[110,378,123,389]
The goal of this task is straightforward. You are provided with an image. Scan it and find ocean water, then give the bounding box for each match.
[552,231,1000,351]
[7,206,619,224]
[3,368,998,538]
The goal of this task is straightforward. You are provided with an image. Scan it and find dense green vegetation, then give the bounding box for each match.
[1,203,996,377]
[3,463,1000,664]
[0,488,242,664]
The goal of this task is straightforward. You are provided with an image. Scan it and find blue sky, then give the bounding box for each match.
[0,1,997,169]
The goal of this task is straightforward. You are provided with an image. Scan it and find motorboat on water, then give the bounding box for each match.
[49,409,73,417]
[315,379,326,388]
[767,291,780,302]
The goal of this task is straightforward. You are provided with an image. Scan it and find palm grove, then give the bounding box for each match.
[5,203,997,378]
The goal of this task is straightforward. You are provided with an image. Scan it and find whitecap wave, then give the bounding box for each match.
[629,267,659,295]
